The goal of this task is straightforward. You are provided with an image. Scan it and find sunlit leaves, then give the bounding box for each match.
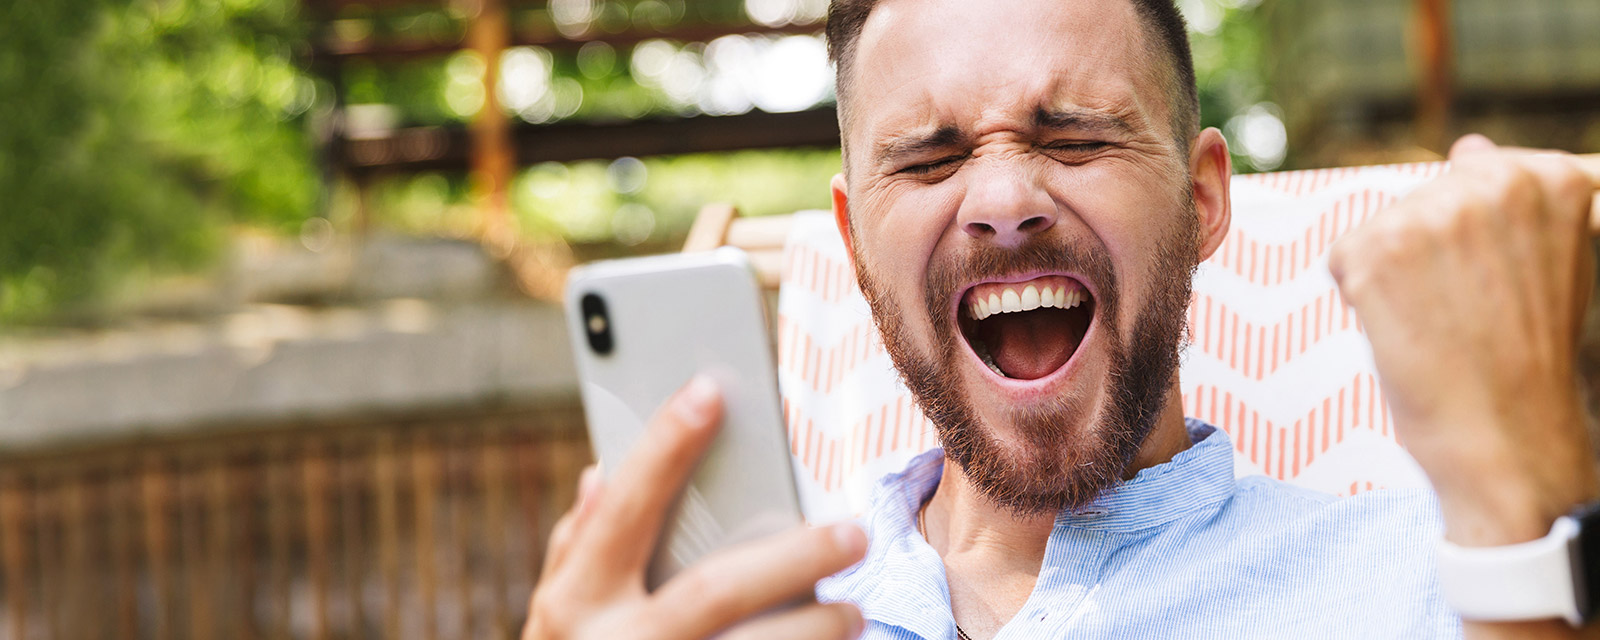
[0,0,317,322]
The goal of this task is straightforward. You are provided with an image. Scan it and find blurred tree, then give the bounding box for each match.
[0,0,319,322]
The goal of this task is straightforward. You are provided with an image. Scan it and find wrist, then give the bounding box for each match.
[1414,407,1599,547]
[1440,481,1598,548]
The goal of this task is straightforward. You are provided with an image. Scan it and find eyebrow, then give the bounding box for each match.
[872,125,965,167]
[1032,107,1136,135]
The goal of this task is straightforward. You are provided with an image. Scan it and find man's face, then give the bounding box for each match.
[836,0,1206,514]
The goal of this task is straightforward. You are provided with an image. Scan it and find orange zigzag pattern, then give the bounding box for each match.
[781,243,861,306]
[781,394,937,493]
[775,314,888,395]
[1183,375,1396,482]
[779,373,1397,492]
[1234,162,1445,198]
[1209,190,1399,285]
[1184,289,1362,379]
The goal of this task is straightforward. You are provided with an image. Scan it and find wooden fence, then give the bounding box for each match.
[0,404,590,640]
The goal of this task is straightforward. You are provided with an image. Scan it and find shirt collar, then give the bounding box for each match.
[818,420,1236,634]
[1056,418,1237,531]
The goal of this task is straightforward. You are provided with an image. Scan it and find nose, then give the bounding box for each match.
[956,163,1057,248]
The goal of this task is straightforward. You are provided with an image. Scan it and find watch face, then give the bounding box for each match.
[1572,502,1600,623]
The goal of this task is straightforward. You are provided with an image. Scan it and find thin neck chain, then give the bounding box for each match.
[918,499,974,640]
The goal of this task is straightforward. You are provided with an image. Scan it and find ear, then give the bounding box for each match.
[1188,127,1233,261]
[830,172,858,271]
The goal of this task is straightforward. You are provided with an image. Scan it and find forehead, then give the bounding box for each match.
[846,0,1168,150]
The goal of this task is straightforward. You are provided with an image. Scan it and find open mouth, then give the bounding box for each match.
[957,275,1095,381]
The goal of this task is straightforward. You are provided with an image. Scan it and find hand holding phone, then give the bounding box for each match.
[563,248,811,585]
[521,377,866,640]
[522,249,866,640]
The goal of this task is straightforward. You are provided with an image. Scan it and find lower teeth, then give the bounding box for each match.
[973,340,1008,378]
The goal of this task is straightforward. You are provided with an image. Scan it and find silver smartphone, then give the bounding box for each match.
[564,247,805,589]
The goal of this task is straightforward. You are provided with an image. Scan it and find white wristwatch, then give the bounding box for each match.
[1436,502,1600,627]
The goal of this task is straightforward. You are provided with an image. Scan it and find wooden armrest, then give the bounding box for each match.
[683,203,798,290]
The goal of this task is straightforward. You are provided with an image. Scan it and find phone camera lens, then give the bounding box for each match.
[580,293,613,355]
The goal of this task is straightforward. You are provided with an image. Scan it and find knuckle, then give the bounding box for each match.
[1420,206,1469,241]
[1372,218,1422,257]
[652,406,710,455]
[817,524,864,562]
[1552,164,1592,209]
[1326,238,1358,283]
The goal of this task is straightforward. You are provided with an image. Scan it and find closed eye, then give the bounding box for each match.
[1043,141,1108,153]
[897,155,967,176]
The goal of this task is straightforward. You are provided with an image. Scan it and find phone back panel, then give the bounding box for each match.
[564,248,803,589]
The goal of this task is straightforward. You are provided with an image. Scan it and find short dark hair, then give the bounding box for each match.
[826,0,1200,154]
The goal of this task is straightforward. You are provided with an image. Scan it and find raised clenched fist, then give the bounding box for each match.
[1329,135,1599,548]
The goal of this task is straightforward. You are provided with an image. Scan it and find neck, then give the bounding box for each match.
[923,384,1192,639]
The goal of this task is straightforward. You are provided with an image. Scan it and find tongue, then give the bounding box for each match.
[982,309,1081,380]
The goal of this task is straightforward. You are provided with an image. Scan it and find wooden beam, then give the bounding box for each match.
[338,106,840,173]
[466,0,515,246]
[312,21,824,63]
[1412,0,1453,152]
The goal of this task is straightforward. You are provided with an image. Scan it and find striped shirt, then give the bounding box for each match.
[817,419,1460,639]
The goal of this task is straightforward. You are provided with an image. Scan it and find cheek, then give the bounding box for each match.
[857,181,964,284]
[1051,168,1192,328]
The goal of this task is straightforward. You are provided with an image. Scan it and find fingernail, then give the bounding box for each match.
[831,522,867,557]
[674,374,720,426]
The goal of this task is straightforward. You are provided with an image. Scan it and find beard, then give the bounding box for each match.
[854,203,1201,516]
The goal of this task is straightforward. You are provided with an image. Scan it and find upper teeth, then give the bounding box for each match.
[968,281,1085,321]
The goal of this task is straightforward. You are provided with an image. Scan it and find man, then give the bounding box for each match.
[523,0,1600,638]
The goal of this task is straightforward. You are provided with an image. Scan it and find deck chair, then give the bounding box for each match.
[683,159,1592,523]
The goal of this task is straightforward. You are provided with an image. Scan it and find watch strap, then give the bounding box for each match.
[1436,516,1583,626]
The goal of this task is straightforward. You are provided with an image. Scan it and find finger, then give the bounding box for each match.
[1445,137,1600,235]
[1580,155,1600,186]
[1446,134,1572,161]
[648,523,868,638]
[542,465,603,576]
[1449,133,1498,160]
[1579,155,1600,235]
[1591,190,1600,236]
[717,602,865,640]
[573,374,724,576]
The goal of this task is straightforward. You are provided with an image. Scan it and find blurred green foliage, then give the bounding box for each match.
[1189,0,1274,171]
[363,148,841,245]
[0,0,1270,322]
[0,0,319,321]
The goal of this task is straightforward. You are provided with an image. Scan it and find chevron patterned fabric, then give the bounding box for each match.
[776,162,1453,524]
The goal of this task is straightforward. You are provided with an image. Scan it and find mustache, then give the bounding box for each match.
[922,236,1122,329]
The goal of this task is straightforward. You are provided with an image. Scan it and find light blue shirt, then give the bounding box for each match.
[818,419,1461,639]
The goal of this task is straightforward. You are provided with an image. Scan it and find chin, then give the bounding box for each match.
[959,352,1109,446]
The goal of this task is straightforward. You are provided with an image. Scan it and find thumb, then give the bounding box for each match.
[1448,133,1497,162]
